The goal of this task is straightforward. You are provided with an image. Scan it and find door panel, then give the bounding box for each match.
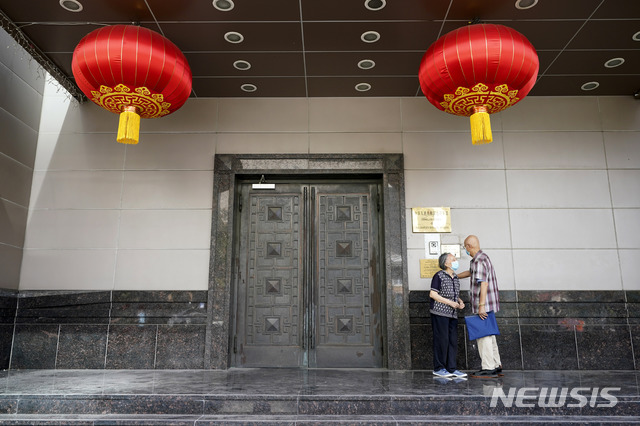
[235,186,303,367]
[233,181,384,368]
[312,187,382,367]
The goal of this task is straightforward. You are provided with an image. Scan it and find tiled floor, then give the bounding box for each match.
[0,369,637,424]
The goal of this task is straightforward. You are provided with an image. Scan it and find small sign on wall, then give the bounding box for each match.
[441,244,461,259]
[424,234,441,258]
[420,259,440,279]
[428,240,439,255]
[412,207,451,233]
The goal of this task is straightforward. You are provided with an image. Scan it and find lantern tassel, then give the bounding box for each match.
[469,106,493,145]
[117,106,140,144]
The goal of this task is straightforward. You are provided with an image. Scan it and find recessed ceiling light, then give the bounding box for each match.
[59,0,83,12]
[224,31,244,44]
[355,83,372,92]
[364,0,386,11]
[581,81,600,91]
[358,59,376,70]
[515,0,538,10]
[361,31,381,43]
[233,60,251,70]
[633,31,640,42]
[213,0,234,11]
[604,57,625,68]
[241,84,257,92]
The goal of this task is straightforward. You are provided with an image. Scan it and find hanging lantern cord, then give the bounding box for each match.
[117,105,141,145]
[469,105,493,145]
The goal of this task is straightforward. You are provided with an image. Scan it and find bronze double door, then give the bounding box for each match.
[232,180,385,368]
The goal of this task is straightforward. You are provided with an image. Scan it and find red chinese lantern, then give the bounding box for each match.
[419,24,539,144]
[72,25,192,144]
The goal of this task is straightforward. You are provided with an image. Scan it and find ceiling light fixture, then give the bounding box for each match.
[581,81,600,91]
[233,60,251,70]
[361,31,381,43]
[515,0,538,10]
[59,0,83,12]
[355,83,372,92]
[364,0,386,11]
[604,57,625,68]
[358,59,376,70]
[213,0,234,11]
[633,31,640,42]
[241,84,257,92]
[224,31,244,44]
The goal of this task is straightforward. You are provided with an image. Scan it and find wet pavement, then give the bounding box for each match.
[0,369,636,424]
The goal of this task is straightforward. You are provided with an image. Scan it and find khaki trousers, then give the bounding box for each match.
[477,334,501,371]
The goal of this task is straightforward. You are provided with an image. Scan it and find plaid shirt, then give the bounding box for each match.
[470,250,500,314]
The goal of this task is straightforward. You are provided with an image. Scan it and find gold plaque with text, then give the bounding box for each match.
[420,259,440,278]
[412,207,451,233]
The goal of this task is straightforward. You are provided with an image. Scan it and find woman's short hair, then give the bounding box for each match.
[438,252,451,270]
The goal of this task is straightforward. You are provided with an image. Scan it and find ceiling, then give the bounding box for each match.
[0,0,638,99]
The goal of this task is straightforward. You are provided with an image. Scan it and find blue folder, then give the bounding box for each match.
[465,311,500,340]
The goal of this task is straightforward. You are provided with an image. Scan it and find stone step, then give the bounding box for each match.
[0,414,635,425]
[0,370,637,424]
[0,393,637,418]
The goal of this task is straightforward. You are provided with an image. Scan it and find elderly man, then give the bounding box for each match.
[458,235,502,378]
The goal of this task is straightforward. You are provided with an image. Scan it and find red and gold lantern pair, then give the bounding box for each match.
[72,25,192,144]
[419,24,539,144]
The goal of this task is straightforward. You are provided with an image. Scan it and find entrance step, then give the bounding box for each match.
[0,369,636,424]
[0,393,637,424]
[0,414,635,424]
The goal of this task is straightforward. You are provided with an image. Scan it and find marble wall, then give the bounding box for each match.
[1,289,637,370]
[2,291,207,370]
[0,291,17,368]
[410,290,639,371]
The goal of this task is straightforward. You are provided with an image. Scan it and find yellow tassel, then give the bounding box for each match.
[469,106,492,145]
[117,106,140,145]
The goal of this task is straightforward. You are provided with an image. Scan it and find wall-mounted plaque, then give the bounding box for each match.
[420,259,440,278]
[412,207,451,233]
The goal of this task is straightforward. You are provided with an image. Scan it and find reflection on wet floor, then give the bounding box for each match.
[0,369,636,423]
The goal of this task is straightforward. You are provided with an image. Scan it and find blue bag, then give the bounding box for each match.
[465,311,500,340]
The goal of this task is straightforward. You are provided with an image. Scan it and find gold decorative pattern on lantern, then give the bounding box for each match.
[440,83,520,117]
[90,84,172,118]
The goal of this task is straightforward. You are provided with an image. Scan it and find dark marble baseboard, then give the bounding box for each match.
[0,290,17,325]
[0,290,207,370]
[410,290,640,371]
[1,289,639,370]
[0,291,17,370]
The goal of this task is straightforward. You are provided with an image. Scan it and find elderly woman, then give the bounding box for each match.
[430,252,467,378]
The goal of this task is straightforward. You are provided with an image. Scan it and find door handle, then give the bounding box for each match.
[302,187,308,350]
[309,187,316,350]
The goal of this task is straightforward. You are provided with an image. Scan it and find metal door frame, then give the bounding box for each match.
[205,154,411,370]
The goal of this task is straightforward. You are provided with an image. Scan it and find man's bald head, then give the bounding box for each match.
[464,235,480,257]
